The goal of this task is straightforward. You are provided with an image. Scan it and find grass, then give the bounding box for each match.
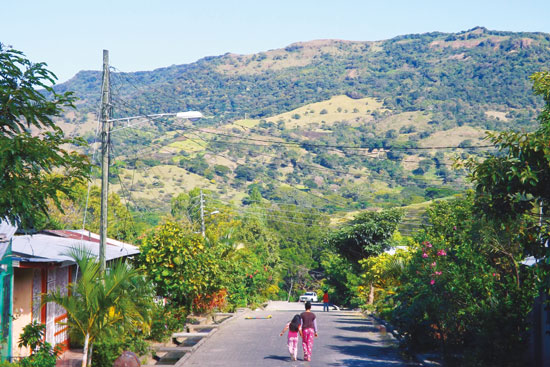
[419,126,488,147]
[231,95,387,130]
[375,111,432,133]
[111,165,243,205]
[216,40,363,76]
[166,139,206,153]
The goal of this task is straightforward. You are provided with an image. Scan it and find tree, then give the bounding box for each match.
[44,248,152,367]
[325,209,402,305]
[0,44,89,228]
[466,71,550,289]
[40,184,140,242]
[170,188,239,243]
[138,222,225,310]
[327,209,403,270]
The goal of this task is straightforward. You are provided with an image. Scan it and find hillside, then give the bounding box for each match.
[52,27,550,229]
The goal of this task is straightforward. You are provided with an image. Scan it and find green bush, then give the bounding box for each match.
[17,321,60,367]
[92,336,150,367]
[389,196,537,366]
[148,303,188,342]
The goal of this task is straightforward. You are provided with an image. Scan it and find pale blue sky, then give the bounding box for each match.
[2,0,549,83]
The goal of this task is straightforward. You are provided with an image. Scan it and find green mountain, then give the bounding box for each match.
[53,27,550,228]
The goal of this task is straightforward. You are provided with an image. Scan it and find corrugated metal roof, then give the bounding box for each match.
[11,233,139,264]
[41,229,139,248]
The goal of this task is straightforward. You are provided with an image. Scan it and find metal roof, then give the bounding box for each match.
[11,233,139,265]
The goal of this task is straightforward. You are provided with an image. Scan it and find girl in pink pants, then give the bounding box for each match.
[280,314,303,361]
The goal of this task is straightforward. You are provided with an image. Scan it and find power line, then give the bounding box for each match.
[186,126,495,151]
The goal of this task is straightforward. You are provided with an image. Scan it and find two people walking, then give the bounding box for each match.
[280,301,318,362]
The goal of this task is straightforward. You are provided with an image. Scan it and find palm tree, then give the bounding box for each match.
[44,247,152,367]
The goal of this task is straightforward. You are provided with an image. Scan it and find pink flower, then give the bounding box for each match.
[430,279,435,285]
[422,253,429,258]
[437,250,447,256]
[453,226,457,230]
[492,273,497,277]
[435,271,442,276]
[431,262,437,267]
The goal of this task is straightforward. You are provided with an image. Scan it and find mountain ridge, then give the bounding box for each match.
[51,27,550,223]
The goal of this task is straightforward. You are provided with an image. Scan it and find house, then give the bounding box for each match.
[8,230,139,360]
[0,221,17,361]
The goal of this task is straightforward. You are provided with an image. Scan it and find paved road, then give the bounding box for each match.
[183,301,417,366]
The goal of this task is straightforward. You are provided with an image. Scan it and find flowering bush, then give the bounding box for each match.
[389,195,537,366]
[192,289,228,313]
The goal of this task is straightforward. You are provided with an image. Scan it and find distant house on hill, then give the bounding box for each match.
[7,229,139,361]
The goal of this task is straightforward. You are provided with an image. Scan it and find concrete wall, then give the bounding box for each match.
[11,268,33,358]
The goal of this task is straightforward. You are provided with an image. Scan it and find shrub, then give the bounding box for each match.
[18,321,60,367]
[389,196,538,366]
[148,303,188,342]
[92,336,150,367]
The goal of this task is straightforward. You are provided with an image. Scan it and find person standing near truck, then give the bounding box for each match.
[323,290,330,312]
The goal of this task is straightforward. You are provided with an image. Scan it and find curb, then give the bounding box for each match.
[367,313,442,367]
[174,310,246,366]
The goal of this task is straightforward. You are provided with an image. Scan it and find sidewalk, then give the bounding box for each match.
[56,349,83,367]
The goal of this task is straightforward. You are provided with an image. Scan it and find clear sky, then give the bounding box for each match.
[2,0,549,83]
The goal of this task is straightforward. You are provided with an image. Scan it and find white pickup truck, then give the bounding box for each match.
[299,292,318,302]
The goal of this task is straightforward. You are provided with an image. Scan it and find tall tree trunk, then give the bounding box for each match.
[82,333,90,367]
[368,282,375,305]
[88,343,93,367]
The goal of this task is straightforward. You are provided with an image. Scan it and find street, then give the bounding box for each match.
[183,301,417,366]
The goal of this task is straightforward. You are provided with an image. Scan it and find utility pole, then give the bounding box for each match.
[99,50,111,273]
[200,189,205,237]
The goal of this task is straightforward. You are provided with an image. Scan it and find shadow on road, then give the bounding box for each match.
[264,354,291,361]
[327,358,406,367]
[326,315,412,367]
[337,325,379,333]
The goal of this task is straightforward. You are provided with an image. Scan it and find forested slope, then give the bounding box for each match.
[51,27,550,224]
